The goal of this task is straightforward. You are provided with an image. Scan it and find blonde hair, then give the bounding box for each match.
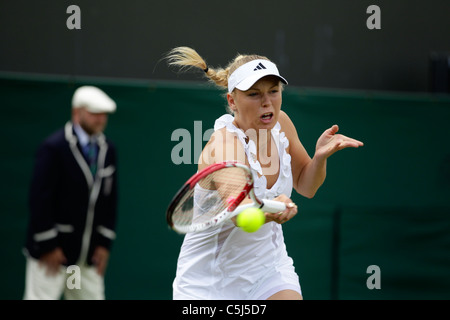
[165,46,270,91]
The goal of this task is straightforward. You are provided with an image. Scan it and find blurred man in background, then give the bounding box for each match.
[23,86,119,300]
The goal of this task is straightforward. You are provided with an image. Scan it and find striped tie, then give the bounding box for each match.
[85,141,98,176]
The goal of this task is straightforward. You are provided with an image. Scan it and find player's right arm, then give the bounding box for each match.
[198,128,290,224]
[198,128,248,171]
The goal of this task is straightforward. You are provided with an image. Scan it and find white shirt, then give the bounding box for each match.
[73,123,98,148]
[172,114,300,300]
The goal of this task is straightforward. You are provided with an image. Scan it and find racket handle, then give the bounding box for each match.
[260,199,287,213]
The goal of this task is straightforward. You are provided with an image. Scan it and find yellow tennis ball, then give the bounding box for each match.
[236,207,265,233]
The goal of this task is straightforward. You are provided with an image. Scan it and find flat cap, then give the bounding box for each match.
[72,86,116,113]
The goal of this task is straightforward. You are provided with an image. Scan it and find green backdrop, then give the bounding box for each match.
[1,73,449,300]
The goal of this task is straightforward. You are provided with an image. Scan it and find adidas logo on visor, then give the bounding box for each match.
[253,62,267,71]
[227,59,287,93]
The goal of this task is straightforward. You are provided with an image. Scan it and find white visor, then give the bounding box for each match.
[72,86,116,114]
[227,59,287,93]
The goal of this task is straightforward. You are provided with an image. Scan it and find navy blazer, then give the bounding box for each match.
[24,121,118,266]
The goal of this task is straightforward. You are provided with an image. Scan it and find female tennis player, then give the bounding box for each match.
[165,47,363,300]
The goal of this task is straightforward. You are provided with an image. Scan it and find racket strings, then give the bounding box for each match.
[171,167,250,228]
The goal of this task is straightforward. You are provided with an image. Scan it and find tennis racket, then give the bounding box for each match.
[166,161,287,234]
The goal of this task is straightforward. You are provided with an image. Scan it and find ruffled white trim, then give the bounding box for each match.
[214,114,292,199]
[214,114,262,175]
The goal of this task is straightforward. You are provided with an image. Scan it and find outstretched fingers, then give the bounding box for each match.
[323,124,339,137]
[336,134,364,149]
[316,125,364,160]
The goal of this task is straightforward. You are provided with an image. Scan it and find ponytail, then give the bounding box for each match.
[165,46,270,91]
[165,46,229,89]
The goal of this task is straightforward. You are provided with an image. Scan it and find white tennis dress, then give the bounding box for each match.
[172,114,301,300]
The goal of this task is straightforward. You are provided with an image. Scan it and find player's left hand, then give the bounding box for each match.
[314,124,364,161]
